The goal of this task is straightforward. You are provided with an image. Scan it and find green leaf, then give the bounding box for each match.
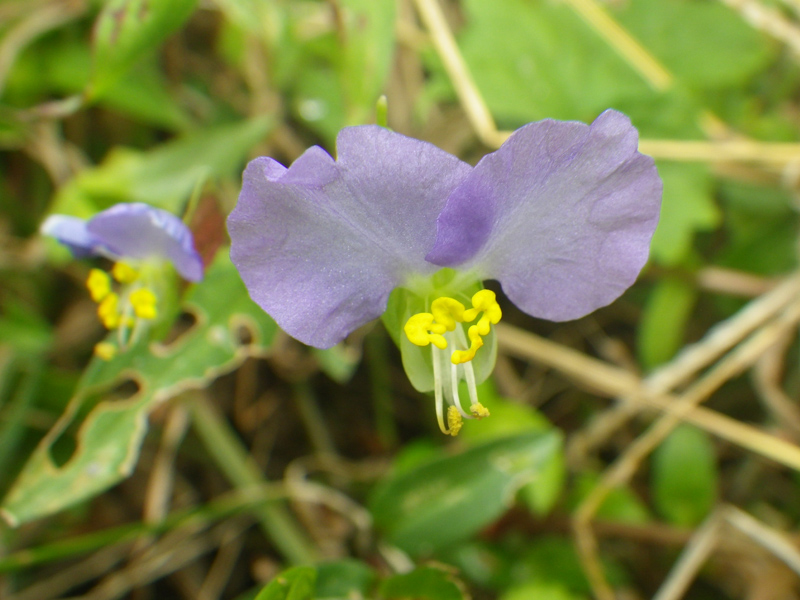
[312,344,361,384]
[255,566,317,600]
[570,473,651,524]
[380,566,467,600]
[649,162,720,266]
[457,0,652,126]
[49,116,273,217]
[501,581,583,600]
[617,0,774,89]
[459,381,565,516]
[369,431,562,555]
[89,0,198,99]
[638,277,697,370]
[716,180,797,275]
[652,425,717,527]
[0,252,278,525]
[315,560,376,600]
[336,0,396,125]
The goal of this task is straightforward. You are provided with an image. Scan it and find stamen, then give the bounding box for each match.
[404,313,447,349]
[405,291,500,435]
[450,360,471,419]
[432,345,447,434]
[87,269,111,302]
[430,297,465,331]
[130,288,158,319]
[446,406,463,436]
[112,262,139,283]
[97,293,121,329]
[94,342,117,361]
[451,324,485,364]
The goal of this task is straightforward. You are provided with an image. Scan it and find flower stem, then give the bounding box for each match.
[187,393,318,564]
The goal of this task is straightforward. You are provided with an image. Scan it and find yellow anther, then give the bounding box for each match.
[94,342,117,361]
[471,403,490,418]
[450,323,484,364]
[404,312,447,349]
[112,261,139,283]
[446,406,463,436]
[130,288,158,320]
[86,269,111,302]
[97,293,120,329]
[430,297,466,331]
[449,290,502,364]
[463,290,502,332]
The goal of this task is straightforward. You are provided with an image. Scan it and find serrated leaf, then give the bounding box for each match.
[50,116,273,218]
[255,566,317,600]
[638,277,697,370]
[380,566,467,600]
[0,251,278,525]
[652,425,717,527]
[649,162,720,266]
[90,0,198,99]
[369,431,561,555]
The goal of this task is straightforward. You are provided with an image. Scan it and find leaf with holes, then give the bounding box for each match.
[0,251,277,525]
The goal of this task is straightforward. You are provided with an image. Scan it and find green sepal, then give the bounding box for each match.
[381,272,498,393]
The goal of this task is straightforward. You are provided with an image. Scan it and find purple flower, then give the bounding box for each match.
[229,109,661,434]
[41,203,203,282]
[229,110,661,347]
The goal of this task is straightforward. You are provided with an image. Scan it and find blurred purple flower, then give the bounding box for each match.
[42,202,204,282]
[228,109,662,349]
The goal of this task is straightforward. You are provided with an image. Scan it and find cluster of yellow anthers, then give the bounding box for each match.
[86,262,158,360]
[403,289,501,435]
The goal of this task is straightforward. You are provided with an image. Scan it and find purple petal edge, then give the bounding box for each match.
[40,215,99,258]
[86,203,203,281]
[428,109,662,321]
[228,125,472,348]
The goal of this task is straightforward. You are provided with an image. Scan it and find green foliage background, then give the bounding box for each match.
[1,0,799,598]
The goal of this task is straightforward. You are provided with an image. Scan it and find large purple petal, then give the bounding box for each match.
[87,203,204,281]
[228,125,472,349]
[40,215,99,258]
[427,109,662,321]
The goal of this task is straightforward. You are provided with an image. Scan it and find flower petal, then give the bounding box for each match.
[427,109,662,321]
[228,125,472,348]
[87,203,204,281]
[40,215,100,257]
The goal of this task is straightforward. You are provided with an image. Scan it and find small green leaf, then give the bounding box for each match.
[336,0,396,125]
[49,116,273,218]
[649,162,720,266]
[380,566,467,600]
[315,560,376,600]
[501,581,582,600]
[638,277,697,370]
[571,474,651,524]
[369,431,562,555]
[652,425,717,527]
[255,566,317,600]
[90,0,198,99]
